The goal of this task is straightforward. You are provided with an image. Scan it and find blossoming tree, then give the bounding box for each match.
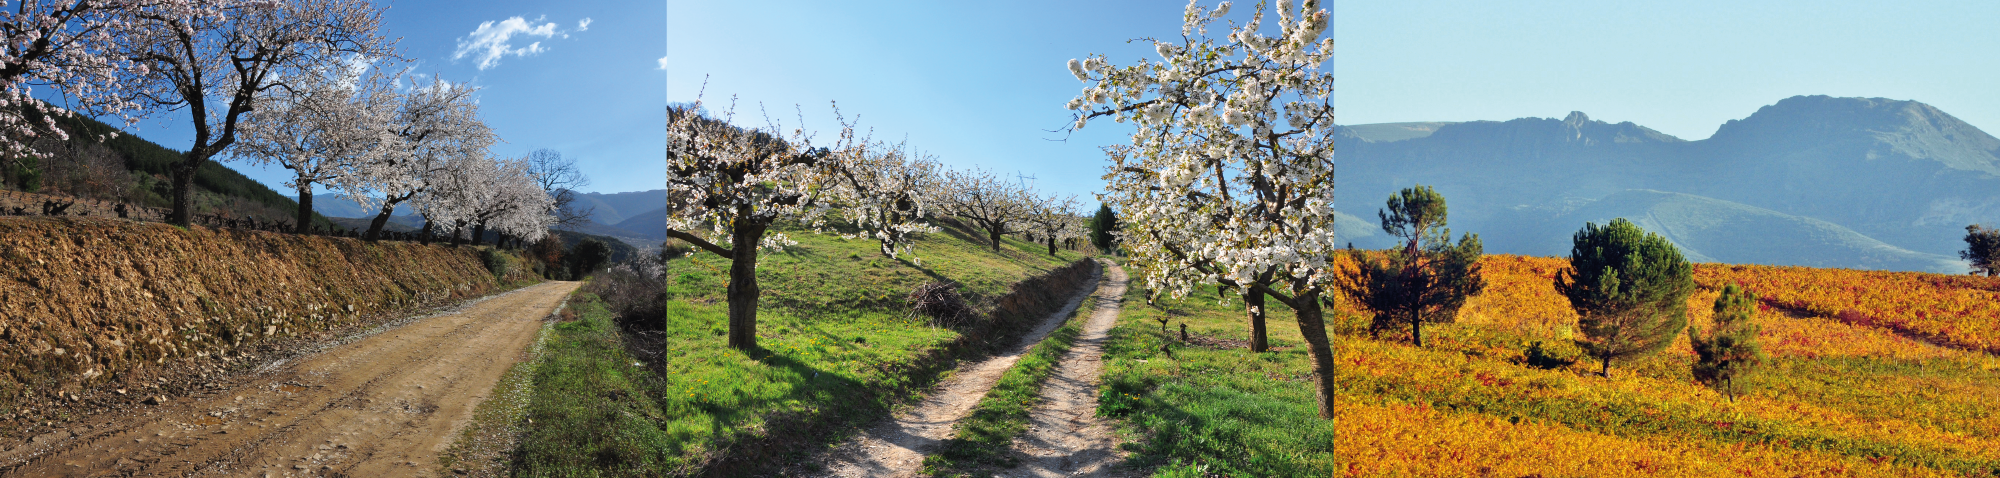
[1070,0,1338,418]
[0,0,147,170]
[337,76,492,241]
[1023,190,1082,256]
[939,167,1029,253]
[116,0,394,227]
[665,100,840,351]
[235,60,398,233]
[829,114,941,258]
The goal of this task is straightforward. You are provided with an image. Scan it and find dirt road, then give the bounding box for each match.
[812,263,1105,478]
[0,281,578,477]
[1006,263,1129,477]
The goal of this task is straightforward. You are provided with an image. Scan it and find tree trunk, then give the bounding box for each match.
[1246,289,1269,352]
[988,228,1003,252]
[472,222,487,246]
[1601,355,1612,378]
[168,152,202,226]
[727,215,768,351]
[1289,289,1338,420]
[420,220,434,245]
[1046,236,1057,256]
[365,198,398,240]
[294,184,314,234]
[1411,309,1425,348]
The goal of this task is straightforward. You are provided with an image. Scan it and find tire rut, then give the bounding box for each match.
[1004,261,1132,478]
[0,281,579,477]
[810,262,1106,478]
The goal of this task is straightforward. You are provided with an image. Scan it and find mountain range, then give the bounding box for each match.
[1335,95,1999,273]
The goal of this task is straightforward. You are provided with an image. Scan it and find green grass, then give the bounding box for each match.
[921,272,1097,477]
[1097,287,1338,477]
[514,225,1089,476]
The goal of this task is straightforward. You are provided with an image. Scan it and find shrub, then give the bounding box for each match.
[1692,284,1763,401]
[581,261,669,330]
[906,280,973,326]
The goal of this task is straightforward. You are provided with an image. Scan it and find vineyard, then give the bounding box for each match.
[1113,253,2000,476]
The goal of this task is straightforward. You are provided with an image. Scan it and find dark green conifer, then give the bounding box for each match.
[1555,218,1695,377]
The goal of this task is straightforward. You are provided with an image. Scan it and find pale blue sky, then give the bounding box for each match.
[1337,1,2000,140]
[121,0,667,195]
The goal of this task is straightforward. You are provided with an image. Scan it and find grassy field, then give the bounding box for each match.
[512,224,1087,476]
[1101,254,2000,477]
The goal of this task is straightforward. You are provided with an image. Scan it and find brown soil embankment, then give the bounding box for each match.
[0,216,533,412]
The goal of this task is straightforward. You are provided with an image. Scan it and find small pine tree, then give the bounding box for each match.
[1089,203,1119,254]
[1692,284,1763,402]
[1339,186,1486,348]
[1962,225,2000,277]
[1556,218,1695,377]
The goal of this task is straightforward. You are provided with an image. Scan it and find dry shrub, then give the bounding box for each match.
[907,280,973,326]
[584,260,668,330]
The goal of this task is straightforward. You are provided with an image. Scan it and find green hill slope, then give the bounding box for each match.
[509,222,1095,475]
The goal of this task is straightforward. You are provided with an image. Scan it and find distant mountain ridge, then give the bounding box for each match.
[1336,95,1997,273]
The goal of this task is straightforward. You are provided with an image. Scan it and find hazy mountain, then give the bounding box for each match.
[1337,95,1996,273]
[290,195,419,219]
[571,189,665,225]
[612,207,667,239]
[1549,190,1961,272]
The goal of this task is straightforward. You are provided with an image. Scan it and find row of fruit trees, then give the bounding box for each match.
[0,0,569,245]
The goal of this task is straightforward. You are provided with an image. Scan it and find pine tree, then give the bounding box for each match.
[1692,284,1763,401]
[1339,185,1486,348]
[1089,203,1119,254]
[1556,218,1695,377]
[1962,225,2000,276]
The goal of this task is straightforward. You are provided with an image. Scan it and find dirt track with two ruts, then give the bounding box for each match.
[0,281,579,477]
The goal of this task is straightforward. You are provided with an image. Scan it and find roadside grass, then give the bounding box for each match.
[920,268,1099,477]
[514,227,1088,476]
[1098,288,1336,477]
[515,293,680,475]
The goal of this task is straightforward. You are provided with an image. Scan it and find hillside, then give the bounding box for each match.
[1336,95,2000,272]
[512,219,1095,475]
[1,111,330,228]
[0,216,536,426]
[1551,190,1962,271]
[570,189,665,225]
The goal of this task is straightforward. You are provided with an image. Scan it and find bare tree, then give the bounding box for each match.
[116,0,395,227]
[527,148,592,231]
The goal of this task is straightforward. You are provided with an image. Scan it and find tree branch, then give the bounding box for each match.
[666,229,735,259]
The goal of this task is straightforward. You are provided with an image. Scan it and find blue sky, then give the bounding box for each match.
[120,0,666,195]
[118,1,2000,200]
[672,0,2000,204]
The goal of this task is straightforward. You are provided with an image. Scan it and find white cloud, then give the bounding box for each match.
[453,16,569,70]
[657,56,668,70]
[578,18,592,31]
